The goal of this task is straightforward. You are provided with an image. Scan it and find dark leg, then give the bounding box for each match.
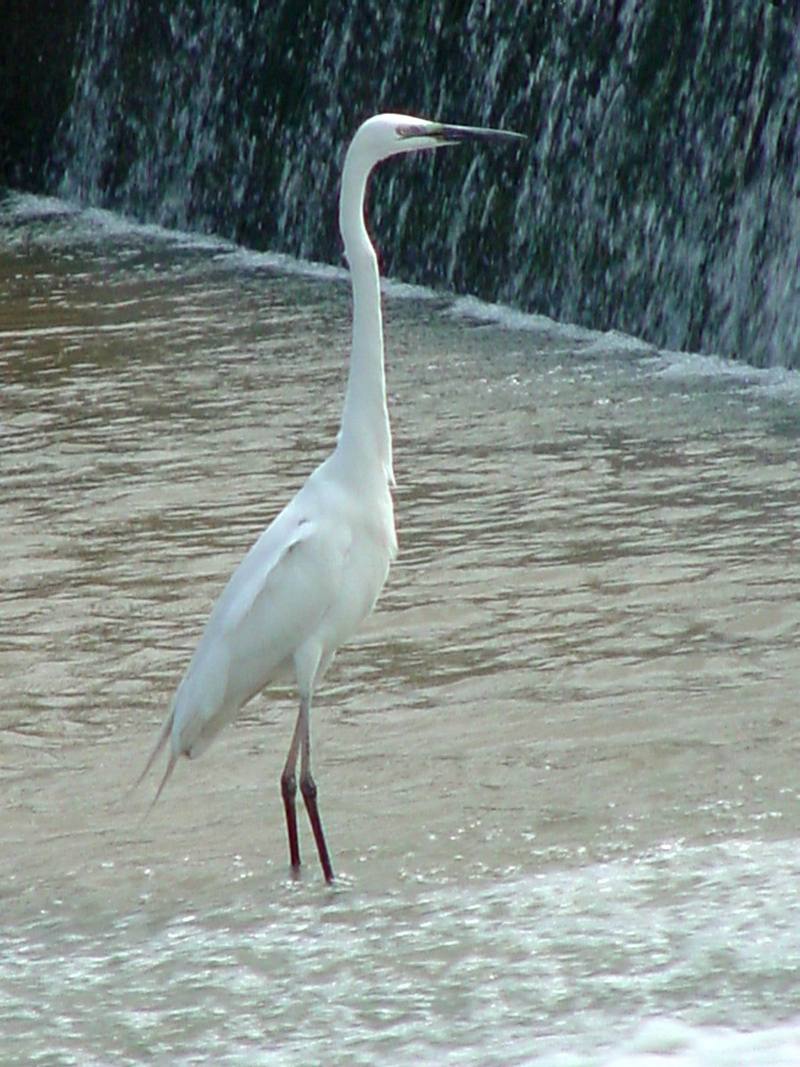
[280,769,301,874]
[300,771,334,884]
[298,694,335,884]
[281,713,304,876]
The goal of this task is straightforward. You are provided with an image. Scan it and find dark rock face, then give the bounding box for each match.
[0,0,87,189]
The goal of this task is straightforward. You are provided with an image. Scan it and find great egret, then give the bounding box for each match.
[139,113,525,883]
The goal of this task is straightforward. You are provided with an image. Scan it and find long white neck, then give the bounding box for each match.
[336,139,394,484]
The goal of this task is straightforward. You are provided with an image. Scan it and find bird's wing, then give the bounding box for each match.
[169,492,352,756]
[138,509,332,785]
[214,509,319,638]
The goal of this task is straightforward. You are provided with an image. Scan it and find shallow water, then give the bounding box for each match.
[2,195,800,1065]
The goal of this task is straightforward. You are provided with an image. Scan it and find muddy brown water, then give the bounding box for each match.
[2,197,800,1065]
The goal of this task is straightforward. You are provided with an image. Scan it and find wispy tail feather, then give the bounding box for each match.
[151,749,178,810]
[130,709,176,811]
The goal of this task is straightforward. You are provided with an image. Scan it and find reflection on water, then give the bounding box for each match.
[2,196,800,1065]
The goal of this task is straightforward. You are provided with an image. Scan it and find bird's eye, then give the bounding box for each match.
[396,124,426,140]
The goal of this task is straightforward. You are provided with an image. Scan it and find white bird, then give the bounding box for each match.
[139,113,525,883]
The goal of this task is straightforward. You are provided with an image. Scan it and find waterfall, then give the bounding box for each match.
[49,0,799,369]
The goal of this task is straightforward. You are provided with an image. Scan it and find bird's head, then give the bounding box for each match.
[353,113,526,163]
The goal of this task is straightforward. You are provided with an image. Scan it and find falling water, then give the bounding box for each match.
[46,0,800,368]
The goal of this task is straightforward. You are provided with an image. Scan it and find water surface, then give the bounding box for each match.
[2,196,800,1065]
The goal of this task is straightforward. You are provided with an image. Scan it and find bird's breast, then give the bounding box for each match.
[318,492,395,647]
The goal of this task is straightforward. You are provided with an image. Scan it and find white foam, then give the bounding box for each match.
[82,205,232,252]
[656,348,800,397]
[580,328,658,358]
[382,278,440,301]
[527,1013,800,1066]
[447,292,598,342]
[1,192,75,218]
[598,1016,800,1067]
[221,244,348,283]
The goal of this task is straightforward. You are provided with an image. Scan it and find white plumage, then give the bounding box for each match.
[139,113,524,882]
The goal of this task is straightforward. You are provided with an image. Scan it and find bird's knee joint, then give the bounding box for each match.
[281,771,297,799]
[300,775,317,802]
